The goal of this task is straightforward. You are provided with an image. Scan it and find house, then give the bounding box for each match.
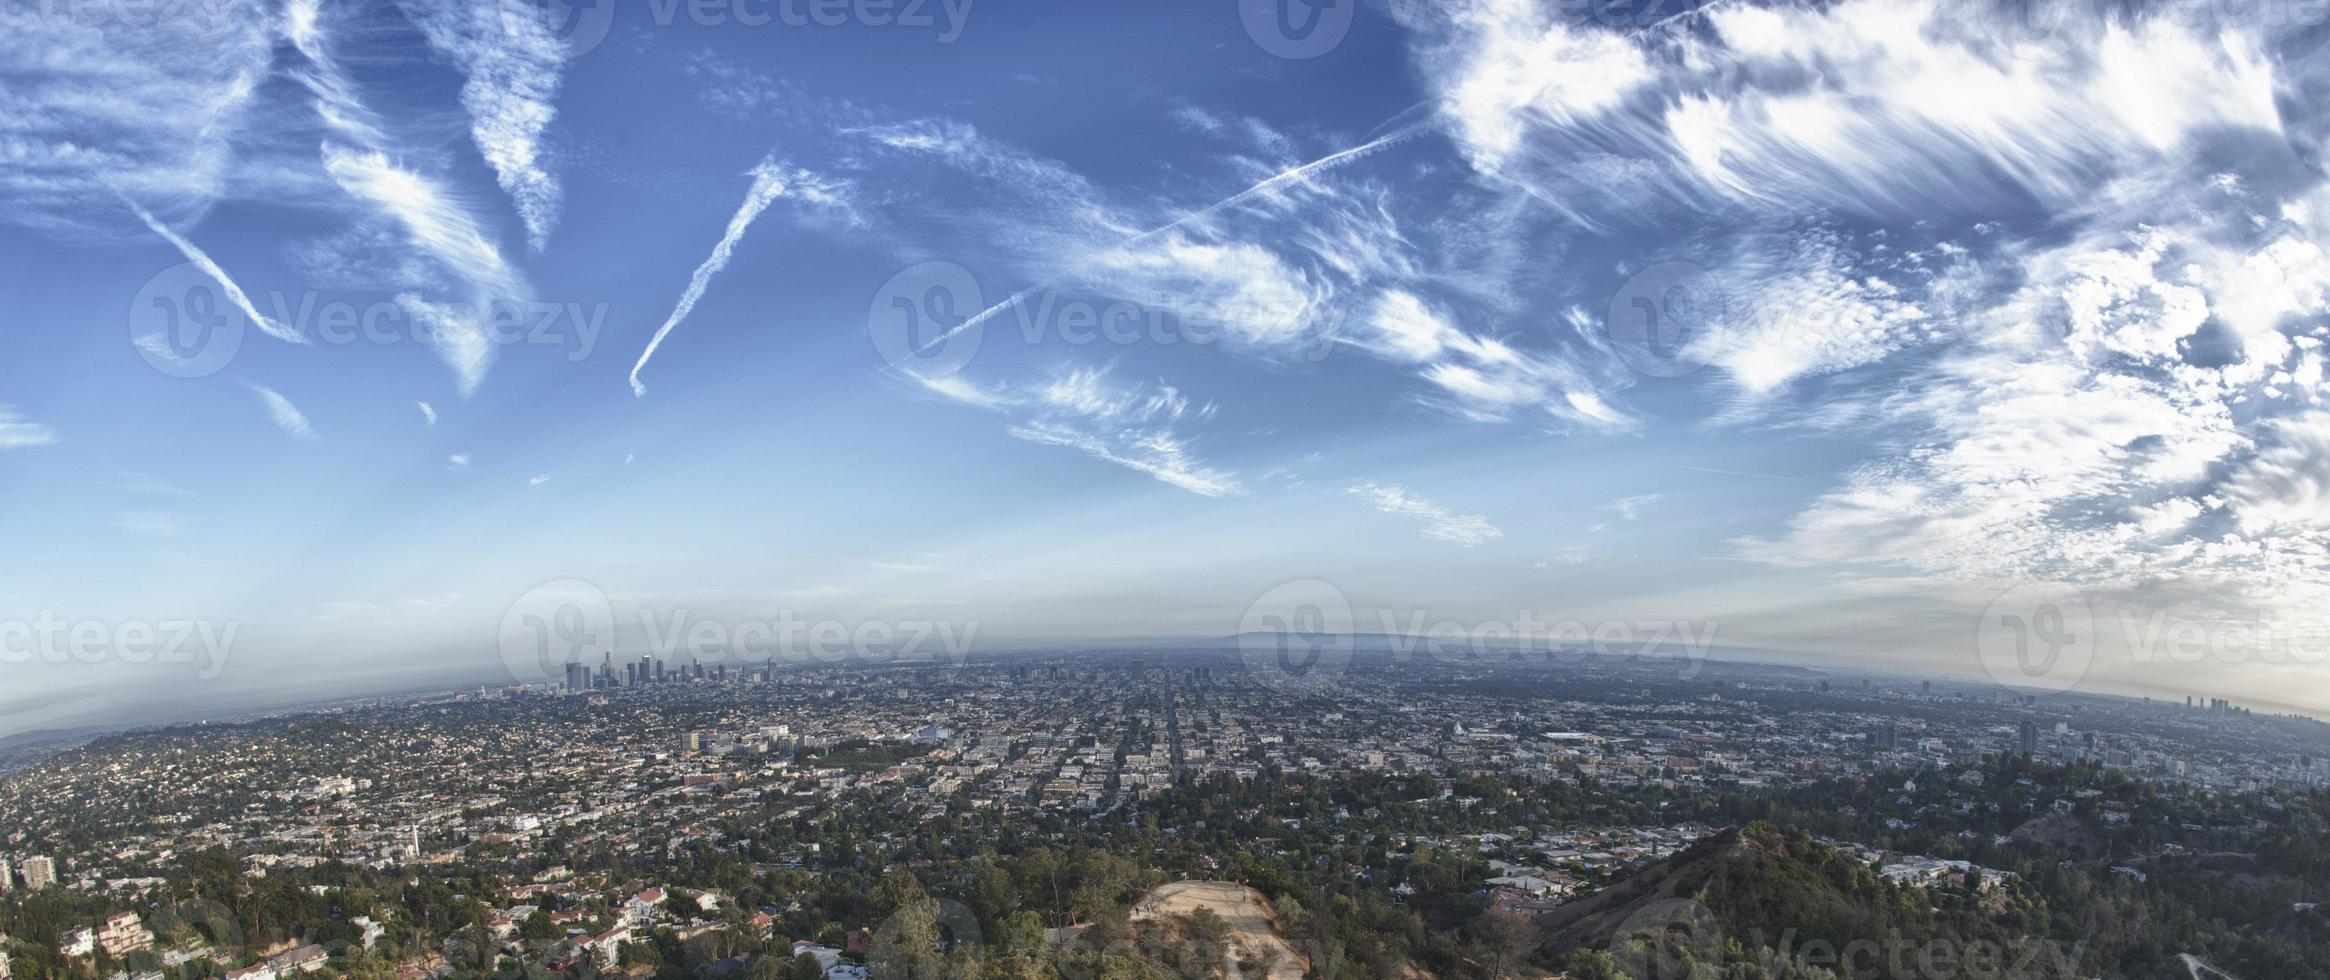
[268,945,328,975]
[60,928,96,959]
[585,925,634,966]
[98,912,153,958]
[625,888,668,923]
[789,943,868,978]
[1484,874,1564,897]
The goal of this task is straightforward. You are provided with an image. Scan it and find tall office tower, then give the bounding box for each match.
[1871,722,1898,750]
[2018,720,2040,757]
[565,662,588,694]
[642,656,656,684]
[21,856,55,891]
[601,652,616,688]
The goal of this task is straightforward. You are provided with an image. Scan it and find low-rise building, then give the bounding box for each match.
[98,911,153,958]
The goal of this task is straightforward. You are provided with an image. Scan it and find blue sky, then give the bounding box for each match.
[5,0,2330,734]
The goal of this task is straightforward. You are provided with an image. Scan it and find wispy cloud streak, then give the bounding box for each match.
[1346,482,1503,546]
[247,384,317,442]
[0,408,58,449]
[630,157,801,397]
[126,202,303,344]
[396,0,570,251]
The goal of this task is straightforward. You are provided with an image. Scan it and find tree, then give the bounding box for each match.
[1475,908,1537,980]
[870,898,942,980]
[780,951,825,980]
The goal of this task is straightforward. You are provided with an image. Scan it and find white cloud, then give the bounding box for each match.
[1009,423,1240,498]
[1688,230,1943,395]
[1415,0,1655,174]
[417,401,437,427]
[1346,482,1504,547]
[0,0,279,235]
[1361,290,1634,428]
[0,408,58,449]
[247,384,318,443]
[396,0,571,251]
[914,366,1241,497]
[285,2,532,395]
[2223,412,2330,532]
[1612,494,1662,521]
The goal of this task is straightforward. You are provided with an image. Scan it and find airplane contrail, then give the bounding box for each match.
[126,201,305,345]
[632,157,796,397]
[907,0,1735,362]
[909,118,1436,359]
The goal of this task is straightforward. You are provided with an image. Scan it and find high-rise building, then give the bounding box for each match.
[1870,723,1899,751]
[565,662,589,694]
[21,856,56,891]
[0,858,12,893]
[2017,721,2040,757]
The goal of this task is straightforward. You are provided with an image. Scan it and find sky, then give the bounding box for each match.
[3,0,2330,735]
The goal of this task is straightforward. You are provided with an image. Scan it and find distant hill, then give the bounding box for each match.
[1540,824,2079,979]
